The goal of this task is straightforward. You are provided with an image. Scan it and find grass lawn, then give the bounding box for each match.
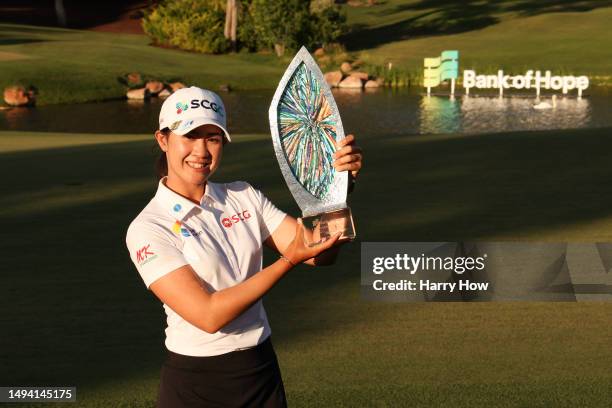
[345,3,612,81]
[1,128,611,407]
[1,3,612,105]
[0,24,286,105]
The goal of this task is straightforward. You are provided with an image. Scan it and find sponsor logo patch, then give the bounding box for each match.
[176,102,188,114]
[172,220,182,235]
[136,244,158,266]
[172,220,196,237]
[190,99,224,116]
[221,210,251,228]
[170,120,182,130]
[180,119,194,130]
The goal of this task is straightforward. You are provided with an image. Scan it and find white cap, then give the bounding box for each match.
[159,86,231,142]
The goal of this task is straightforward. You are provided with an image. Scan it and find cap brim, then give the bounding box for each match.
[172,117,232,142]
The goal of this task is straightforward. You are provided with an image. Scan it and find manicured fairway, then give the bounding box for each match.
[1,4,612,105]
[1,128,611,407]
[0,24,286,105]
[345,2,612,80]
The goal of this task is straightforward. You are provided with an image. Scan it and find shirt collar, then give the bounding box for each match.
[205,181,224,205]
[155,178,224,219]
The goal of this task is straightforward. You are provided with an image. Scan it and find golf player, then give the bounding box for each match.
[126,86,362,407]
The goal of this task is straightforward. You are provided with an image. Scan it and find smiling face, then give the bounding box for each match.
[155,124,225,201]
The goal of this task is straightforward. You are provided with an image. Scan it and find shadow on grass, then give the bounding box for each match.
[344,0,611,51]
[2,127,612,393]
[0,37,48,46]
[0,24,66,33]
[506,0,612,16]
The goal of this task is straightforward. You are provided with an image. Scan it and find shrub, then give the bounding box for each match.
[142,0,229,54]
[309,5,346,47]
[143,0,346,56]
[239,0,346,56]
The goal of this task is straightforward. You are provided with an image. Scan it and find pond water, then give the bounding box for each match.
[1,88,611,137]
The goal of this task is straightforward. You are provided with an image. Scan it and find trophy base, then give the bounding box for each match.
[303,207,356,246]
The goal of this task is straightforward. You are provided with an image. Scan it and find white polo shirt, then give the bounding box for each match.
[126,178,287,356]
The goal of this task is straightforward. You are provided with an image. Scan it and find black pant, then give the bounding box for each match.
[157,337,287,408]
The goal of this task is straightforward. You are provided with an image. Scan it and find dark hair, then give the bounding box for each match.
[155,128,169,180]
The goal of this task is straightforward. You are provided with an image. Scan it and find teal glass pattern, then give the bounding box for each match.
[278,62,336,199]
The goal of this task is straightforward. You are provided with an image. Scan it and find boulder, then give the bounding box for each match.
[338,74,364,89]
[127,88,150,100]
[126,72,142,86]
[340,61,352,74]
[3,86,36,107]
[351,71,369,81]
[145,80,164,95]
[364,79,380,88]
[324,71,343,87]
[158,88,171,98]
[169,82,186,91]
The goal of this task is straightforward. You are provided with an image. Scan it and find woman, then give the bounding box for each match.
[126,86,362,407]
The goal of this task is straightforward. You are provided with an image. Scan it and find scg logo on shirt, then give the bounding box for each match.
[136,244,158,266]
[221,210,251,228]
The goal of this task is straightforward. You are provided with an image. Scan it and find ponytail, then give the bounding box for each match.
[154,128,169,180]
[155,151,168,180]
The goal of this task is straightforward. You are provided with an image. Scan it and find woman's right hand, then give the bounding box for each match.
[284,218,341,265]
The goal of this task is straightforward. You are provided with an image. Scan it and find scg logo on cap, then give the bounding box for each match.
[190,99,224,116]
[176,102,188,114]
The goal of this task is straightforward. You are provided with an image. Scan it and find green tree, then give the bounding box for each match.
[143,0,345,56]
[247,0,311,56]
[239,0,345,56]
[309,5,346,47]
[142,0,229,54]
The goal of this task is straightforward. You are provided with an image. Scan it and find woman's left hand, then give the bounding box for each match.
[333,134,363,179]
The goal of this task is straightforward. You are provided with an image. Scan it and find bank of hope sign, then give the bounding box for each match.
[424,50,589,97]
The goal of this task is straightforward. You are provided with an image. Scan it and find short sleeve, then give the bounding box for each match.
[248,185,287,240]
[126,221,189,289]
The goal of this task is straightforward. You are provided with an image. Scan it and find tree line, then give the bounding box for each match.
[142,0,346,56]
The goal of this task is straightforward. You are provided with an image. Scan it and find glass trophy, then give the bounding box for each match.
[269,46,356,244]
